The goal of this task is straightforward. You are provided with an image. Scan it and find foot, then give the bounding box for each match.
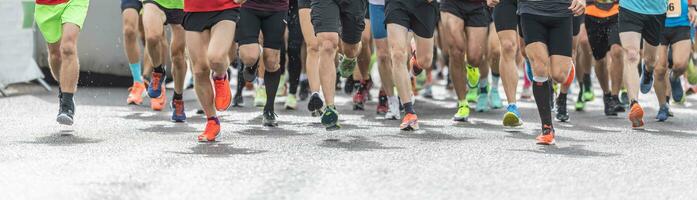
[232,92,244,107]
[628,102,645,129]
[502,104,523,127]
[575,92,586,111]
[338,54,357,78]
[453,100,470,122]
[422,84,434,99]
[298,79,310,101]
[243,61,258,82]
[400,113,419,131]
[57,98,75,126]
[377,91,388,115]
[352,88,366,111]
[536,125,555,145]
[640,64,653,94]
[321,106,340,130]
[254,85,267,107]
[150,86,166,111]
[687,58,697,85]
[127,82,146,105]
[197,118,221,142]
[171,99,186,122]
[520,87,532,100]
[582,89,594,102]
[489,89,503,109]
[385,96,400,120]
[475,89,490,112]
[262,110,279,127]
[669,73,684,103]
[308,93,324,117]
[555,95,569,122]
[466,64,480,89]
[213,75,232,111]
[148,70,166,98]
[344,75,355,95]
[285,94,297,110]
[619,89,629,107]
[466,88,478,103]
[603,94,617,116]
[656,105,669,122]
[612,95,626,113]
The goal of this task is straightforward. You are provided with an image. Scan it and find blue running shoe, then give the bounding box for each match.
[669,72,684,102]
[656,105,669,122]
[503,104,523,127]
[171,99,186,122]
[640,63,653,94]
[148,70,166,98]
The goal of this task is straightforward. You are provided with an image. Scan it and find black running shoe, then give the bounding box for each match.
[262,110,278,127]
[603,94,617,116]
[299,79,310,101]
[232,92,244,107]
[555,95,569,122]
[57,98,75,125]
[344,75,355,94]
[308,93,324,117]
[611,95,626,113]
[243,60,259,82]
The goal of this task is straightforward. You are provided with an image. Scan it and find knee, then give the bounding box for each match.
[171,45,186,62]
[468,52,483,67]
[610,45,623,61]
[264,53,281,72]
[207,51,227,68]
[654,66,668,80]
[239,50,259,65]
[145,34,161,47]
[48,48,61,60]
[123,25,138,40]
[673,59,688,71]
[193,67,210,79]
[625,48,641,64]
[417,53,433,70]
[60,43,77,57]
[528,56,549,77]
[448,46,465,61]
[377,49,391,63]
[317,35,338,54]
[390,46,407,63]
[499,39,517,58]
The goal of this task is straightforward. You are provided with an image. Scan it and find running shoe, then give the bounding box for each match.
[476,88,490,112]
[619,89,629,107]
[603,94,617,116]
[536,125,555,145]
[171,99,186,122]
[243,61,258,82]
[385,96,400,120]
[233,91,244,107]
[520,86,532,100]
[263,110,279,127]
[148,69,166,98]
[338,54,357,78]
[466,64,480,90]
[669,72,684,103]
[308,93,324,117]
[582,88,595,102]
[687,58,697,85]
[656,105,669,122]
[353,87,366,111]
[254,85,266,107]
[321,106,341,130]
[150,86,166,111]
[344,75,355,95]
[489,88,503,109]
[640,64,653,94]
[555,94,569,122]
[285,94,297,110]
[377,90,388,115]
[575,90,586,111]
[214,75,232,111]
[453,100,470,122]
[57,97,75,126]
[467,88,479,103]
[628,102,645,129]
[422,84,434,99]
[127,82,146,105]
[197,118,221,142]
[611,95,626,113]
[502,104,523,127]
[299,79,310,101]
[400,113,419,131]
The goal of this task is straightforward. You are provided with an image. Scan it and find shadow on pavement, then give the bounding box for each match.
[171,143,268,157]
[318,136,404,151]
[378,130,473,142]
[139,123,197,135]
[21,131,104,146]
[238,126,312,137]
[508,144,621,158]
[505,131,595,143]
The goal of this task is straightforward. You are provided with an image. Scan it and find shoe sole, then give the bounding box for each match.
[57,114,73,125]
[536,139,556,145]
[502,113,522,127]
[263,122,279,127]
[452,117,468,122]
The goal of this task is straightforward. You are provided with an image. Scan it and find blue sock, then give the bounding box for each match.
[129,63,143,83]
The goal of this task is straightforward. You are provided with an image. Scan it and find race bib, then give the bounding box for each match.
[667,0,682,18]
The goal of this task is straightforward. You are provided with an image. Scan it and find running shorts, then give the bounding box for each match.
[310,0,367,44]
[385,0,439,38]
[183,8,240,32]
[573,14,584,36]
[236,8,287,50]
[661,26,691,46]
[521,13,573,57]
[143,0,185,25]
[493,0,517,32]
[121,0,142,12]
[618,7,666,46]
[35,0,89,44]
[440,0,490,27]
[369,3,387,39]
[585,14,620,60]
[298,0,311,9]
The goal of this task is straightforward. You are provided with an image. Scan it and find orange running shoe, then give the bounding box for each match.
[198,117,221,142]
[127,82,146,105]
[628,102,645,129]
[151,86,166,111]
[400,113,419,131]
[214,76,232,111]
[536,125,555,145]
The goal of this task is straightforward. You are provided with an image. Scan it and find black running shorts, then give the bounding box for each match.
[143,0,185,25]
[440,0,490,27]
[298,0,311,9]
[310,0,367,44]
[521,13,573,57]
[585,14,620,60]
[385,0,439,38]
[493,0,517,32]
[236,8,287,50]
[573,14,584,36]
[121,0,142,12]
[183,8,240,32]
[618,7,666,47]
[660,26,691,46]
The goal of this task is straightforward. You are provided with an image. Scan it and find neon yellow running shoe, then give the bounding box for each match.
[453,100,470,122]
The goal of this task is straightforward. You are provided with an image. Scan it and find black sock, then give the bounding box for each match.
[264,66,284,112]
[154,65,165,73]
[403,102,415,114]
[559,92,567,99]
[173,92,183,100]
[533,80,553,127]
[583,73,592,91]
[236,64,245,96]
[666,96,670,105]
[58,88,63,99]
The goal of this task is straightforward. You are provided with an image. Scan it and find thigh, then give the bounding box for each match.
[143,3,166,31]
[169,24,186,50]
[236,8,262,46]
[209,21,237,57]
[466,26,488,57]
[186,31,211,68]
[339,0,367,44]
[261,11,288,50]
[443,12,466,49]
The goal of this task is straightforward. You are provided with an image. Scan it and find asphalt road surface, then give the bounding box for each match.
[1,82,697,199]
